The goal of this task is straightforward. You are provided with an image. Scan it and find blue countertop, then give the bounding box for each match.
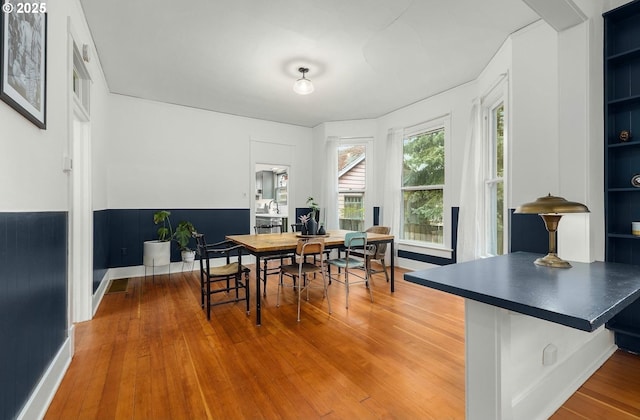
[404,252,640,332]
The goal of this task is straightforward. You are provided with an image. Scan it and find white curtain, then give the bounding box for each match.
[457,99,484,262]
[321,136,339,230]
[383,128,404,239]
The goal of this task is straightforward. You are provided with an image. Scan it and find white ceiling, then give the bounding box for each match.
[80,0,542,128]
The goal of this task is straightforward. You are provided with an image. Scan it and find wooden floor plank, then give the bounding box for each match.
[45,265,640,419]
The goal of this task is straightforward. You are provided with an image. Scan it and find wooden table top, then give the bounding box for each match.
[227,229,394,254]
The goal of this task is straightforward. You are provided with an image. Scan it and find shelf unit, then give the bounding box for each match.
[604,0,640,354]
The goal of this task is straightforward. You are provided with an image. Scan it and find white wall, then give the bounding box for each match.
[308,20,563,269]
[510,21,560,207]
[0,1,68,211]
[107,94,313,209]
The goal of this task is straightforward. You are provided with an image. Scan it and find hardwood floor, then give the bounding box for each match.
[45,264,640,419]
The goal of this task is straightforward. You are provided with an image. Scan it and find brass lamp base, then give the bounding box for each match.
[534,253,572,268]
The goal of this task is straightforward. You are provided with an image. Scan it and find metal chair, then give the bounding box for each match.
[277,238,332,322]
[291,223,331,263]
[327,231,375,308]
[194,233,250,320]
[350,226,391,283]
[253,224,294,296]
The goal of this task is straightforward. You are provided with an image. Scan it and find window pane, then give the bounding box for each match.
[338,144,366,230]
[487,182,504,256]
[402,189,443,244]
[495,104,504,178]
[339,194,364,231]
[403,129,445,187]
[496,181,504,255]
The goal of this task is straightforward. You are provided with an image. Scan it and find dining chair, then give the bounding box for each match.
[253,224,294,296]
[194,233,250,320]
[277,238,332,322]
[291,222,331,263]
[350,226,391,283]
[327,231,374,308]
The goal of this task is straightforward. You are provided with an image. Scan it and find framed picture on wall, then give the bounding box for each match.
[0,1,47,129]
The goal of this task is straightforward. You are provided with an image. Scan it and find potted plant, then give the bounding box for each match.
[307,196,319,221]
[144,211,198,267]
[143,210,173,269]
[174,220,197,262]
[305,197,319,235]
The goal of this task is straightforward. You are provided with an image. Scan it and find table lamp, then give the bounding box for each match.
[515,194,590,268]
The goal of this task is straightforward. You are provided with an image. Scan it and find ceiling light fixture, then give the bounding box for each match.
[293,67,314,95]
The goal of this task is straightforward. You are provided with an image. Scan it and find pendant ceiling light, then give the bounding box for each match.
[293,67,314,95]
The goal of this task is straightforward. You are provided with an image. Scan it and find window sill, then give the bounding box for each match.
[397,240,453,259]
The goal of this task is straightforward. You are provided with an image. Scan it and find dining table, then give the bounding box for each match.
[227,229,395,326]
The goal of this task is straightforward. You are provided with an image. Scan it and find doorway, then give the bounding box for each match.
[255,163,290,232]
[68,33,93,324]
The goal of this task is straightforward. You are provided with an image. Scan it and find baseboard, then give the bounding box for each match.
[17,326,74,420]
[512,326,616,419]
[92,271,110,316]
[107,256,256,281]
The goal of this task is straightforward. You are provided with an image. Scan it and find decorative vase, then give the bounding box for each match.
[181,250,196,262]
[301,223,308,235]
[317,224,326,235]
[307,219,318,236]
[143,240,171,267]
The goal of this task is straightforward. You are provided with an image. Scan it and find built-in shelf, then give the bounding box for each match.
[608,141,640,148]
[607,94,640,107]
[608,233,640,239]
[607,46,640,62]
[604,0,640,354]
[608,188,640,192]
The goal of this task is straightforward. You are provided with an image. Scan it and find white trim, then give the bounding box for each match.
[106,258,242,281]
[514,327,615,419]
[400,115,452,249]
[92,270,110,316]
[337,138,373,228]
[16,327,74,420]
[481,77,509,258]
[465,299,616,420]
[67,18,94,324]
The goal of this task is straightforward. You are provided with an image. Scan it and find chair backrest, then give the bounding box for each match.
[296,238,325,258]
[194,233,206,255]
[254,224,283,234]
[291,223,304,232]
[366,226,390,258]
[193,233,209,273]
[344,232,367,253]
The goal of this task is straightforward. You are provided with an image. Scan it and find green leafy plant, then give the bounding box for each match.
[306,196,319,220]
[174,221,196,251]
[153,211,197,251]
[153,210,173,241]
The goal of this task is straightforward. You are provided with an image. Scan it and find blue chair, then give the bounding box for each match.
[327,232,374,308]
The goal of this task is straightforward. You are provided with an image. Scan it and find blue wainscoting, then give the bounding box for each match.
[509,209,548,254]
[0,212,68,420]
[105,208,250,267]
[93,209,109,292]
[398,207,459,265]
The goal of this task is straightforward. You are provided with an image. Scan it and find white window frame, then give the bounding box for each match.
[337,138,372,230]
[482,82,509,257]
[399,115,452,251]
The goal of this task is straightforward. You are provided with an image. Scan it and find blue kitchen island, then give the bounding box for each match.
[405,252,640,419]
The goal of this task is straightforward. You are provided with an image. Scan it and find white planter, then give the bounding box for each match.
[181,250,196,262]
[143,240,171,267]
